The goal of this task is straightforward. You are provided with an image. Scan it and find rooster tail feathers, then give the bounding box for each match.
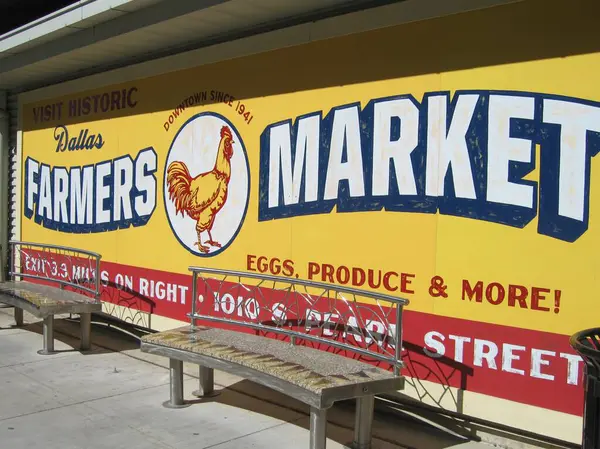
[166,161,192,215]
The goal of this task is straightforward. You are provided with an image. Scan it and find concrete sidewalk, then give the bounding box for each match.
[0,307,496,449]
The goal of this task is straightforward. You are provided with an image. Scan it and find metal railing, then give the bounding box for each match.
[8,240,101,299]
[188,267,409,375]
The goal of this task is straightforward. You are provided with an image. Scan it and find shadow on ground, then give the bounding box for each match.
[0,306,573,449]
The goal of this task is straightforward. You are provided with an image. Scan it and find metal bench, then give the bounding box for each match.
[140,267,408,449]
[0,240,102,354]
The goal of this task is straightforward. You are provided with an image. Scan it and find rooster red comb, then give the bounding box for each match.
[220,126,232,139]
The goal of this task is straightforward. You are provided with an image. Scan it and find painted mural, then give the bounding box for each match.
[20,21,600,422]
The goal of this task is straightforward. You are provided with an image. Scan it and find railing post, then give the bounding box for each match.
[394,305,403,376]
[9,242,15,281]
[190,270,197,330]
[95,255,101,300]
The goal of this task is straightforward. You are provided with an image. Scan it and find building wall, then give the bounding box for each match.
[16,0,600,443]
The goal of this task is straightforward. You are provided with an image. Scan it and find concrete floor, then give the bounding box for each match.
[0,307,497,449]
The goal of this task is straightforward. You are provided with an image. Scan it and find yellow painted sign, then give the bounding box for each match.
[20,23,600,415]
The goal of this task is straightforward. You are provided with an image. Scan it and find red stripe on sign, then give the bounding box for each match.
[95,261,585,416]
[403,311,584,416]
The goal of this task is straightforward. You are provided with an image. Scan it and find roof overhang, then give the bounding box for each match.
[0,0,524,93]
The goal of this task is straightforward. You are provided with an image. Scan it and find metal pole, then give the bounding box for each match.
[162,358,190,408]
[9,242,15,279]
[0,98,8,283]
[309,407,327,449]
[353,396,374,449]
[582,363,600,449]
[37,315,54,355]
[95,255,100,300]
[393,305,403,376]
[192,365,219,398]
[80,312,91,350]
[190,271,197,330]
[14,307,23,326]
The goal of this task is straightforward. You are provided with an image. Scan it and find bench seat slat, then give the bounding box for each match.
[0,281,102,318]
[141,326,404,409]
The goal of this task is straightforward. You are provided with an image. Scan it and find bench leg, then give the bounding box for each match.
[37,316,55,355]
[162,358,190,409]
[309,407,327,449]
[14,307,23,326]
[79,312,92,351]
[192,366,219,398]
[353,395,375,449]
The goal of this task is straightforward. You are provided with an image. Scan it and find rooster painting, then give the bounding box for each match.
[166,125,234,253]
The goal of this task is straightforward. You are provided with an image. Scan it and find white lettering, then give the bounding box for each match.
[53,167,69,223]
[305,309,321,330]
[365,319,385,346]
[271,302,288,324]
[322,312,340,337]
[154,281,165,300]
[70,166,94,225]
[372,98,419,196]
[100,270,109,286]
[38,164,52,219]
[139,277,149,296]
[448,334,471,363]
[134,149,157,217]
[423,330,445,358]
[426,94,478,199]
[26,159,39,215]
[560,352,584,386]
[502,343,526,375]
[324,106,365,200]
[474,339,498,369]
[114,157,134,221]
[344,316,364,343]
[531,349,555,381]
[178,285,187,305]
[268,116,320,207]
[244,298,258,320]
[95,162,111,224]
[487,95,535,208]
[543,99,600,221]
[167,283,178,302]
[220,293,235,315]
